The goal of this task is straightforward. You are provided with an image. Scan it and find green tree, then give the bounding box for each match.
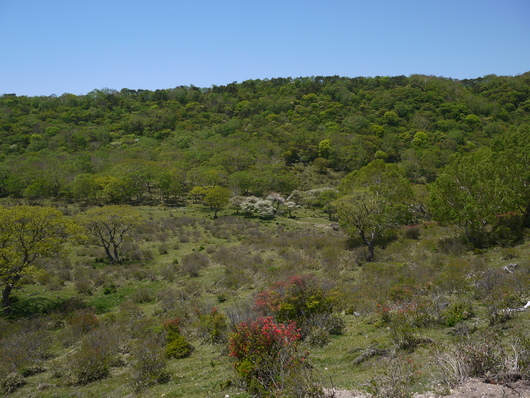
[335,160,413,261]
[72,173,100,202]
[0,205,78,313]
[203,186,231,218]
[228,171,256,195]
[154,167,186,204]
[96,176,134,204]
[78,206,142,264]
[382,110,400,126]
[317,139,331,159]
[110,160,156,202]
[491,125,530,226]
[429,148,512,247]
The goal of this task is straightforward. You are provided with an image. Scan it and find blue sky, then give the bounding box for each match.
[1,0,529,96]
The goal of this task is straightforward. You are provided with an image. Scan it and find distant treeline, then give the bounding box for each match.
[0,73,529,202]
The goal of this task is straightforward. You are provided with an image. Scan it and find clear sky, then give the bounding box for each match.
[1,0,529,96]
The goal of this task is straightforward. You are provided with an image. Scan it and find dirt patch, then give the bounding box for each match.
[326,378,530,397]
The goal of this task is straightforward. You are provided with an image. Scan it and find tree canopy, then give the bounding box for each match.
[0,73,528,205]
[78,205,143,264]
[334,160,413,261]
[0,205,78,313]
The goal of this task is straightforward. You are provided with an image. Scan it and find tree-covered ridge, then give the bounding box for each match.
[0,73,529,201]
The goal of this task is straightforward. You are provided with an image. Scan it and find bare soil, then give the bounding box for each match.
[327,378,530,397]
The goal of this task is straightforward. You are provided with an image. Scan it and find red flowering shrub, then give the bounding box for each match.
[229,317,312,396]
[253,274,342,340]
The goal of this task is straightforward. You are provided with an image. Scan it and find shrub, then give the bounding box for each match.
[74,276,93,295]
[228,317,314,397]
[68,342,111,384]
[159,264,178,281]
[388,312,423,351]
[0,327,51,377]
[375,300,434,350]
[366,356,419,398]
[510,328,530,380]
[491,212,525,246]
[402,225,421,240]
[103,283,117,295]
[164,319,194,359]
[0,372,25,394]
[58,297,88,313]
[435,331,504,387]
[442,300,474,327]
[253,274,340,339]
[433,258,473,295]
[166,334,194,359]
[305,326,331,347]
[181,252,210,277]
[437,235,470,256]
[130,287,154,303]
[194,307,228,344]
[66,326,122,384]
[122,242,154,262]
[129,338,170,392]
[68,309,99,334]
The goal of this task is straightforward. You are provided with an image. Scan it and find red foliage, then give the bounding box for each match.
[228,316,305,395]
[229,316,301,360]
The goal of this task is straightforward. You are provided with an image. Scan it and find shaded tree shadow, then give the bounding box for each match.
[8,296,62,318]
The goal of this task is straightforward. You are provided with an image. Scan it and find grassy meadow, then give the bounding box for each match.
[2,201,530,397]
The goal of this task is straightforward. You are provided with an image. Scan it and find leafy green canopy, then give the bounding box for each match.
[0,73,529,204]
[334,160,413,261]
[430,125,530,247]
[0,205,78,313]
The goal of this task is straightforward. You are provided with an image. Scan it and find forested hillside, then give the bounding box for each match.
[1,73,529,202]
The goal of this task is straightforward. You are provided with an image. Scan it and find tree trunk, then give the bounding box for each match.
[113,244,120,263]
[524,203,530,228]
[367,241,375,262]
[3,284,13,315]
[104,245,115,263]
[359,230,376,262]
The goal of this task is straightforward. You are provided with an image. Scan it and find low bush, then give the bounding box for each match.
[435,331,504,387]
[442,300,474,327]
[402,225,421,240]
[0,327,51,377]
[67,341,111,384]
[510,328,530,380]
[129,337,170,392]
[194,307,228,344]
[0,372,25,394]
[366,356,419,398]
[68,309,99,334]
[181,252,210,277]
[228,316,318,397]
[164,318,194,359]
[388,313,423,351]
[130,287,154,303]
[253,274,341,339]
[66,326,123,384]
[491,212,525,246]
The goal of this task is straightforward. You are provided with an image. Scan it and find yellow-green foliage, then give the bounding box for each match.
[164,319,194,359]
[0,205,80,313]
